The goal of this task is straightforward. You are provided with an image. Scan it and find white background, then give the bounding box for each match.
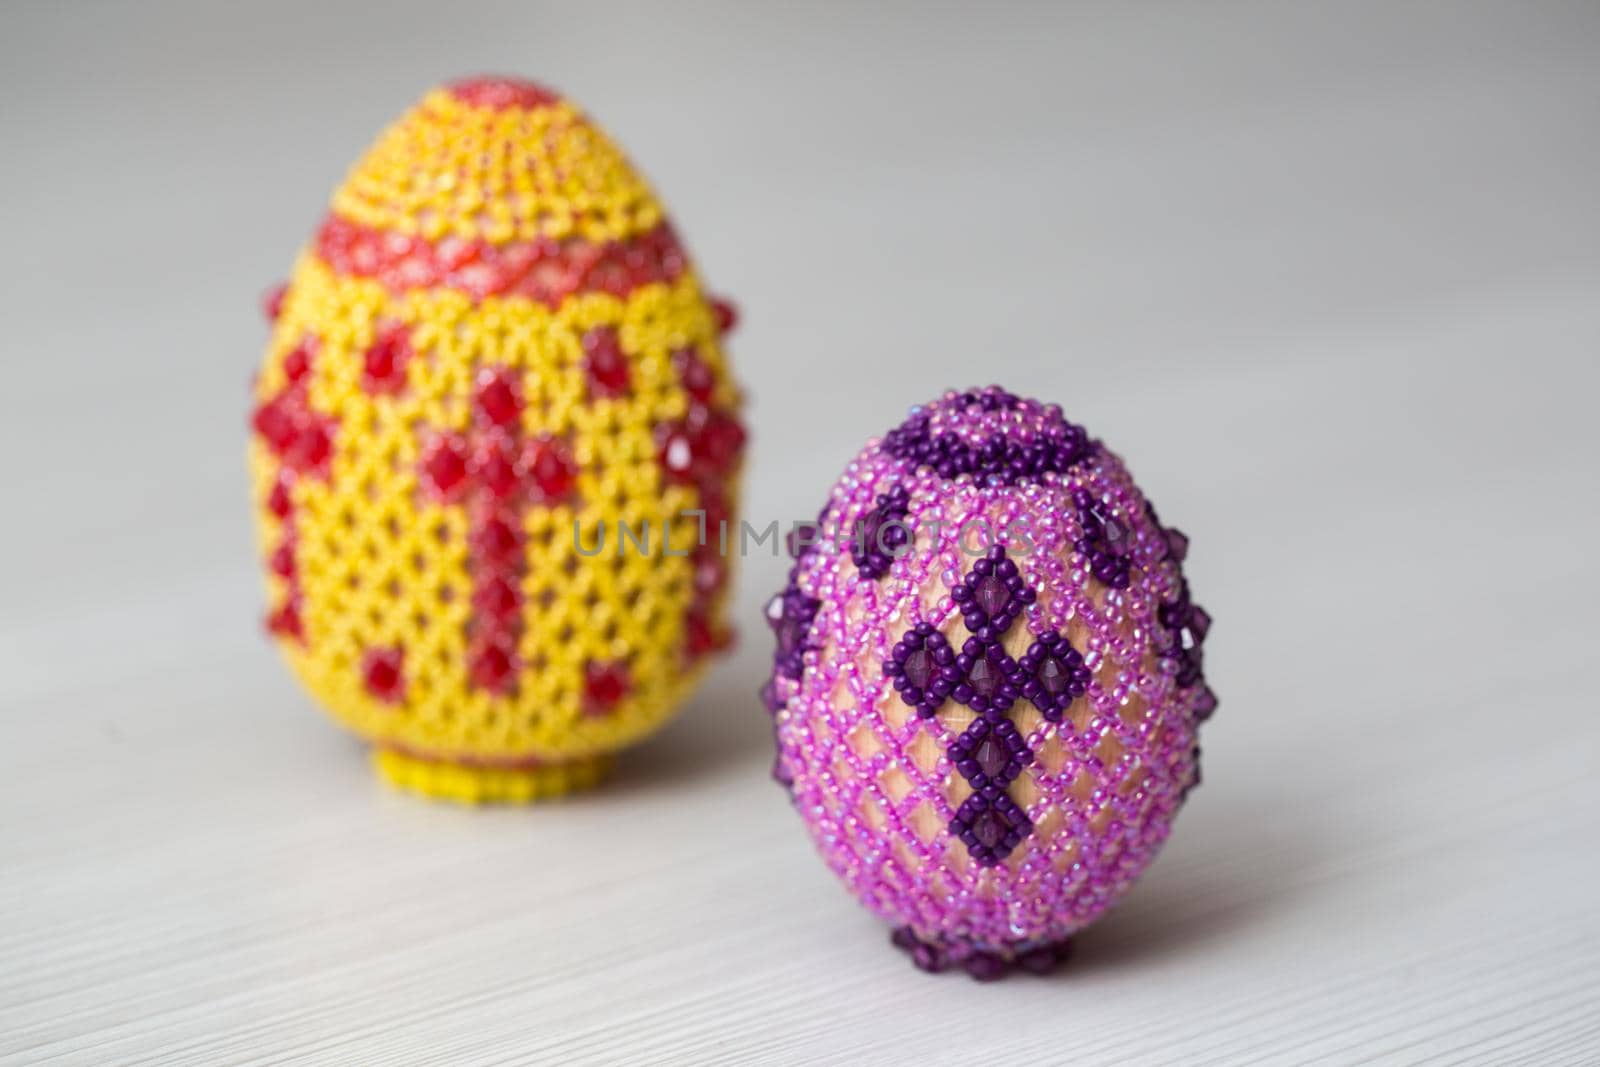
[3,2,1597,1063]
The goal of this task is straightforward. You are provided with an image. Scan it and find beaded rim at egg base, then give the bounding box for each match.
[761,387,1216,978]
[249,77,746,803]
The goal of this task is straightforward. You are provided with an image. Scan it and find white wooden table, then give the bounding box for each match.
[3,2,1597,1062]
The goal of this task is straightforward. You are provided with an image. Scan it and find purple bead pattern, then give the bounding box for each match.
[887,623,956,718]
[762,516,826,790]
[1018,631,1092,721]
[761,387,1216,977]
[1074,488,1133,589]
[852,485,912,580]
[892,926,1075,979]
[881,388,1096,485]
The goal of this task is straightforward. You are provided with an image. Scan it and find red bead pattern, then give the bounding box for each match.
[314,215,690,305]
[655,384,746,657]
[361,326,412,394]
[582,660,632,716]
[250,335,337,643]
[251,78,748,796]
[581,326,632,399]
[410,365,575,696]
[446,75,561,111]
[363,647,406,703]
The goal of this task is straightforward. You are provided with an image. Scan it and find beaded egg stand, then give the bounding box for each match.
[762,388,1215,978]
[250,77,745,803]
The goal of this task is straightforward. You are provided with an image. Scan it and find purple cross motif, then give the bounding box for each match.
[884,544,1092,867]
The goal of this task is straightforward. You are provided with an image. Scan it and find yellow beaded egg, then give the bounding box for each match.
[249,77,744,802]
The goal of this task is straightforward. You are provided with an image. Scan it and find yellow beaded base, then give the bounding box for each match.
[372,748,612,804]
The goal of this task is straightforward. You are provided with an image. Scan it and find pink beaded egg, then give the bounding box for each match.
[761,387,1216,978]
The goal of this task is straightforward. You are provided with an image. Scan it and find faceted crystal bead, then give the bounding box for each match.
[475,370,521,427]
[1037,656,1069,694]
[974,736,1009,780]
[526,437,576,502]
[973,810,1006,850]
[903,648,933,690]
[967,655,1000,697]
[421,437,468,497]
[470,644,515,691]
[583,661,630,712]
[363,648,404,702]
[363,329,410,393]
[973,575,1011,619]
[582,326,631,397]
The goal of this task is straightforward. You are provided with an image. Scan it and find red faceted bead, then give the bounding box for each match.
[475,368,522,428]
[420,434,469,498]
[658,424,697,484]
[269,538,296,578]
[474,435,522,501]
[582,326,631,398]
[363,647,405,703]
[474,515,521,562]
[583,660,631,714]
[287,419,333,476]
[282,338,316,384]
[266,599,303,641]
[469,643,517,693]
[672,346,716,403]
[698,412,746,473]
[685,613,729,659]
[474,575,521,621]
[266,475,293,519]
[525,436,577,503]
[251,398,296,455]
[262,282,288,322]
[362,327,411,393]
[710,297,738,335]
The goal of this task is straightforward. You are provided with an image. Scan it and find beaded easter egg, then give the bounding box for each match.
[762,387,1215,977]
[249,77,745,803]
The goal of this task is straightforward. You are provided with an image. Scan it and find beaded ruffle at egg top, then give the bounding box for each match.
[249,77,745,803]
[762,387,1215,978]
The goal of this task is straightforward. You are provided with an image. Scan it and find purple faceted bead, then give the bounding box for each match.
[974,574,1011,619]
[973,810,1006,850]
[964,953,1007,981]
[903,647,934,690]
[786,522,818,560]
[974,736,1009,780]
[1165,527,1190,562]
[1036,655,1069,695]
[776,615,806,656]
[967,656,1001,697]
